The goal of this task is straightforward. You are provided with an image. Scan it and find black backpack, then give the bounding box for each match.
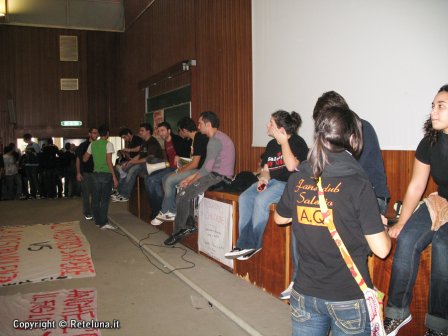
[208,171,258,193]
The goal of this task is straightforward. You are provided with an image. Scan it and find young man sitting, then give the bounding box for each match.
[151,117,208,225]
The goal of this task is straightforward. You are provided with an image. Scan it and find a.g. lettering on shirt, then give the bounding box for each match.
[296,206,332,227]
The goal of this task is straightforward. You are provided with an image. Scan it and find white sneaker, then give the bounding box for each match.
[224,248,255,259]
[151,217,164,226]
[156,211,176,221]
[100,223,116,230]
[112,195,128,202]
[279,282,294,300]
[237,248,262,260]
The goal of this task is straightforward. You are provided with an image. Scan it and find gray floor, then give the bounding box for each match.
[0,198,290,336]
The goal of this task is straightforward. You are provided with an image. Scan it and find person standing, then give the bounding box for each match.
[83,125,117,229]
[312,91,390,214]
[22,133,41,198]
[275,106,390,335]
[39,138,60,199]
[76,127,98,220]
[2,144,22,200]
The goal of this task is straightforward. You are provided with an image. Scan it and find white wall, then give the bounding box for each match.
[252,0,448,149]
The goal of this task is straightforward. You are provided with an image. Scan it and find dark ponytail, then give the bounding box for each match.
[308,106,363,179]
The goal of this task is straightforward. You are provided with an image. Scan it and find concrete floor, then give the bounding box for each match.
[0,198,290,336]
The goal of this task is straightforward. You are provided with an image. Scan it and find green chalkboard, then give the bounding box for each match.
[146,85,191,135]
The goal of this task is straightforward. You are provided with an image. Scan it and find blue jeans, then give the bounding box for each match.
[117,163,147,198]
[160,169,197,214]
[92,172,113,226]
[81,172,95,217]
[236,180,286,250]
[377,197,388,215]
[290,289,370,336]
[174,173,223,231]
[386,203,448,331]
[144,167,175,218]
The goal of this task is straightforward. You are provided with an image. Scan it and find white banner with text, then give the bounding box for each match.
[0,222,96,287]
[0,288,106,336]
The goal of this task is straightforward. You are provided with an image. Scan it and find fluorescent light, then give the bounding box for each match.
[61,121,82,127]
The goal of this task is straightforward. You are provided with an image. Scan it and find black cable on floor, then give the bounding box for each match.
[109,225,196,274]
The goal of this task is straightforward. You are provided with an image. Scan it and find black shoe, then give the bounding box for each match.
[424,329,448,336]
[384,315,412,336]
[164,226,197,246]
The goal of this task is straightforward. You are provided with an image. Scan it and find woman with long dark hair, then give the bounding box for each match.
[384,85,448,336]
[275,106,390,335]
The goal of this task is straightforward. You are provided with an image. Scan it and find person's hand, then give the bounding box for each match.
[257,178,268,192]
[271,126,288,145]
[113,176,118,189]
[388,223,405,238]
[76,173,83,182]
[174,156,180,168]
[180,175,194,188]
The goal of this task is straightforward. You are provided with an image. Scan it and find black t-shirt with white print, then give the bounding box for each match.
[261,133,308,182]
[276,151,384,301]
[416,133,448,200]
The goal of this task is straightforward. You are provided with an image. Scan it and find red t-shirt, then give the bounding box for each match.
[165,140,176,167]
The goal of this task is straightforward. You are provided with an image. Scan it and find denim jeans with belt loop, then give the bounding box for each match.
[290,289,370,336]
[386,203,448,332]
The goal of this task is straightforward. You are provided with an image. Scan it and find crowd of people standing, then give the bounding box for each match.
[0,134,80,201]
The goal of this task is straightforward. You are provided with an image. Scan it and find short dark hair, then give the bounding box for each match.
[157,121,171,131]
[119,127,133,137]
[312,91,349,121]
[4,144,13,154]
[140,122,153,134]
[88,127,98,133]
[23,133,32,141]
[200,111,219,128]
[98,124,109,136]
[177,117,197,132]
[65,142,71,150]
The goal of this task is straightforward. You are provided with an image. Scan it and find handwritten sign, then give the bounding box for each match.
[198,198,234,269]
[0,222,95,287]
[0,288,102,336]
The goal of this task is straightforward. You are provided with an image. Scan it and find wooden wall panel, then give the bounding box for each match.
[0,25,117,140]
[382,150,437,210]
[116,0,195,132]
[194,0,253,173]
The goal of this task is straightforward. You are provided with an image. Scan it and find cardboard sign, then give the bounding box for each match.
[198,198,234,269]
